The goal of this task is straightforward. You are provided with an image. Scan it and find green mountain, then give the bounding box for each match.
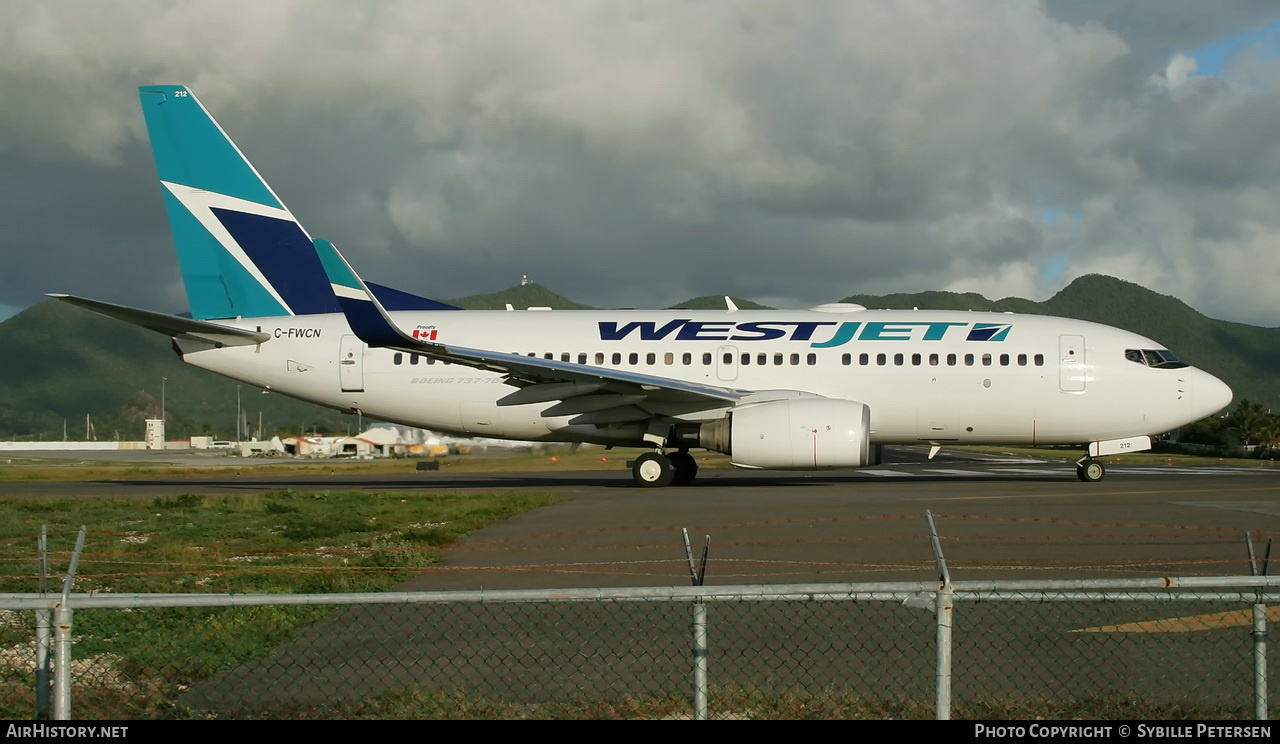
[1,274,1273,439]
[444,283,592,310]
[444,284,777,311]
[843,274,1279,411]
[669,295,773,310]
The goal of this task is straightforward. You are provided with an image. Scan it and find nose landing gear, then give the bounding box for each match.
[1076,457,1106,482]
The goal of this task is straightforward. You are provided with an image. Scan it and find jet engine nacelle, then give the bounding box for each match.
[673,398,880,470]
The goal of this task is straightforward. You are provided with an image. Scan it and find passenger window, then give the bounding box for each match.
[410,354,419,365]
[841,353,851,366]
[1017,353,1027,366]
[595,353,604,365]
[774,353,784,365]
[628,353,638,365]
[703,353,712,365]
[999,353,1009,366]
[911,353,921,366]
[1034,353,1044,366]
[561,352,570,362]
[929,353,939,366]
[965,353,974,366]
[946,353,956,366]
[982,353,992,366]
[721,353,731,365]
[393,353,403,365]
[612,353,622,365]
[807,353,817,365]
[859,353,869,366]
[646,352,656,365]
[681,352,690,365]
[741,353,750,365]
[877,353,887,366]
[544,353,554,360]
[894,353,904,366]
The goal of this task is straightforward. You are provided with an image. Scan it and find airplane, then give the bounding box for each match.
[50,85,1234,487]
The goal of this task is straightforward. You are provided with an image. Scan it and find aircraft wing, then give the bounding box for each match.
[396,340,742,406]
[46,294,270,347]
[316,241,744,419]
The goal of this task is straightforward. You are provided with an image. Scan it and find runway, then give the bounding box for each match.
[5,450,1279,589]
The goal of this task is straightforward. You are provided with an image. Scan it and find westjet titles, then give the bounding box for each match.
[598,320,1013,346]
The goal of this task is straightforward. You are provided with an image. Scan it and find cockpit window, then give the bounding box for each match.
[1124,348,1189,369]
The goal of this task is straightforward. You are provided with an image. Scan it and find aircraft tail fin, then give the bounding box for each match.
[139,85,342,320]
[139,85,458,320]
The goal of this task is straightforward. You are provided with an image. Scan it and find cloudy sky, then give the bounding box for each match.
[2,1,1279,326]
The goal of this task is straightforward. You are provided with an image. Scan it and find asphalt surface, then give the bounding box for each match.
[4,447,1279,587]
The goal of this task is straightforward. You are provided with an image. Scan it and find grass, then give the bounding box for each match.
[0,488,560,719]
[0,489,560,595]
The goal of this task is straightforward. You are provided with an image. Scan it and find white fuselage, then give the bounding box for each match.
[179,308,1231,449]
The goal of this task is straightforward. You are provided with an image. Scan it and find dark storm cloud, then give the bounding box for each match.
[1,1,1277,325]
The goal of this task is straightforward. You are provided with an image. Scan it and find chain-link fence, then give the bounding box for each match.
[0,577,1277,720]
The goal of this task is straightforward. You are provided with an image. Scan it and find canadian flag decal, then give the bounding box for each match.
[412,329,438,341]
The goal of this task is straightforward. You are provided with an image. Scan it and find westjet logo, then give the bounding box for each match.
[598,320,1012,346]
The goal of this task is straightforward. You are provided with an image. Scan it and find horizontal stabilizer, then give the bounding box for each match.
[46,294,270,347]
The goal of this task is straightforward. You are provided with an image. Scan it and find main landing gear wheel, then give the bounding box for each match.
[632,452,675,488]
[1076,458,1106,483]
[668,451,699,486]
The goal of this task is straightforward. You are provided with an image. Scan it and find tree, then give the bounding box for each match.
[1227,399,1278,451]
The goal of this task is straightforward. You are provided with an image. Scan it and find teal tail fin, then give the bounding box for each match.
[139,85,339,320]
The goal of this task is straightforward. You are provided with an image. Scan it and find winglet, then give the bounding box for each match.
[313,238,423,348]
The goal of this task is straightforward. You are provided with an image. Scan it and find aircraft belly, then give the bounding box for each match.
[877,374,1041,444]
[355,377,554,440]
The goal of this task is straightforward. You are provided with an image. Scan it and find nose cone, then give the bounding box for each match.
[1196,369,1233,418]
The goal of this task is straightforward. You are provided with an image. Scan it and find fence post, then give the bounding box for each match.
[683,529,710,720]
[692,602,708,720]
[35,609,51,719]
[1246,532,1269,720]
[35,526,50,719]
[935,585,954,721]
[1252,601,1267,720]
[925,511,953,721]
[52,606,72,720]
[50,526,86,721]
